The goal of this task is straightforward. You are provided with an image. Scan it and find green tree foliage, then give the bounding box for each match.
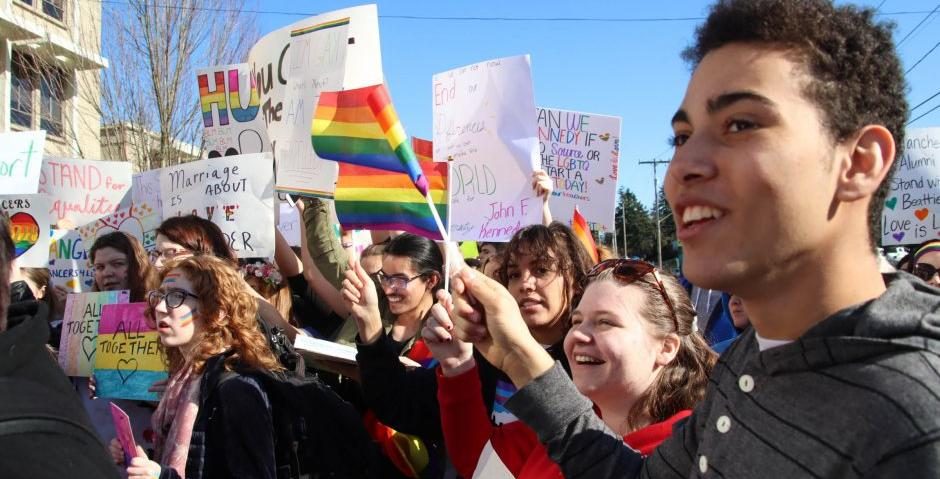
[614,188,656,260]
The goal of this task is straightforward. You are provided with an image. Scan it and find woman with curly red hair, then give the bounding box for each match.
[109,255,282,479]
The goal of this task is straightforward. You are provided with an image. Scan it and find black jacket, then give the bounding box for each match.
[0,301,120,479]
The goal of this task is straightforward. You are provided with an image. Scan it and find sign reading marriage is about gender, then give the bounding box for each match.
[58,290,130,377]
[0,130,45,195]
[94,302,167,402]
[38,157,132,229]
[160,153,275,258]
[882,127,940,246]
[0,194,50,268]
[433,55,541,241]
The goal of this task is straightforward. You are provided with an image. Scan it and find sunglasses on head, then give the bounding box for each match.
[585,259,680,331]
[912,263,940,281]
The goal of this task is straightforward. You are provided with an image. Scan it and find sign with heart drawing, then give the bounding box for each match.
[0,194,50,267]
[882,127,940,246]
[57,290,130,377]
[94,302,167,401]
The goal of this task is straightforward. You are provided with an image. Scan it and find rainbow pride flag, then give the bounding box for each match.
[312,84,429,196]
[572,206,600,264]
[334,137,447,240]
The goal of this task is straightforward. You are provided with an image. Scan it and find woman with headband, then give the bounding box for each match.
[907,240,940,287]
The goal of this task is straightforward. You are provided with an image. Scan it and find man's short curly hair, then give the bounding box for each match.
[683,0,908,249]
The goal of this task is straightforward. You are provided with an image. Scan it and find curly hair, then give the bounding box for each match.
[586,268,716,430]
[89,232,158,302]
[497,222,594,328]
[156,215,237,266]
[682,0,907,249]
[149,255,282,375]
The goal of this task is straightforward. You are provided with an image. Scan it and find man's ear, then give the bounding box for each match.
[835,125,896,203]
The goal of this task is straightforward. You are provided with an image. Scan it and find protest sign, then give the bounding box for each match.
[433,55,541,241]
[94,302,167,401]
[78,201,161,253]
[538,107,620,233]
[38,157,132,228]
[882,127,940,245]
[160,153,275,257]
[57,290,130,377]
[247,4,382,197]
[125,169,162,210]
[0,194,50,267]
[109,403,138,466]
[278,201,301,246]
[197,63,271,158]
[0,130,45,194]
[48,229,95,292]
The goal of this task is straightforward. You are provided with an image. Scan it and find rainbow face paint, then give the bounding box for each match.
[177,310,195,327]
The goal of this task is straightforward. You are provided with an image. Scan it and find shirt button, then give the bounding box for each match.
[739,374,754,392]
[699,455,708,473]
[716,415,731,433]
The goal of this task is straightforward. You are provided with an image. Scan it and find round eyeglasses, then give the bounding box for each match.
[147,289,199,310]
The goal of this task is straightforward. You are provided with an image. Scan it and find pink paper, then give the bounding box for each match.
[110,402,137,464]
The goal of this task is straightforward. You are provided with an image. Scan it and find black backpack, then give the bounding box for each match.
[198,353,385,479]
[255,300,306,376]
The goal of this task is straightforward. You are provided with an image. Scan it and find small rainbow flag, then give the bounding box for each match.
[334,137,447,240]
[312,84,429,196]
[572,206,599,264]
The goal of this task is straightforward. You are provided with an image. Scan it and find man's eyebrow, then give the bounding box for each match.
[706,91,776,114]
[671,109,689,126]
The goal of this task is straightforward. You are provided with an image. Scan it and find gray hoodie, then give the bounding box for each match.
[505,273,940,477]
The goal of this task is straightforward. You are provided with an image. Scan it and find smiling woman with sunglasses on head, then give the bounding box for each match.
[109,255,281,479]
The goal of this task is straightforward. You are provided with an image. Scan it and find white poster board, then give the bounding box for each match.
[77,201,162,253]
[160,153,275,257]
[49,229,95,292]
[197,63,271,158]
[38,157,132,229]
[538,107,620,233]
[277,202,301,247]
[433,55,541,241]
[247,4,383,198]
[882,127,940,245]
[0,131,45,195]
[0,194,51,267]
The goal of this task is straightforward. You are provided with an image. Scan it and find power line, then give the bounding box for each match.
[897,3,939,46]
[911,89,940,112]
[908,102,940,125]
[905,38,940,74]
[875,0,888,13]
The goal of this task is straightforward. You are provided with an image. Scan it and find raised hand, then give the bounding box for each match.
[422,290,475,377]
[341,258,383,343]
[126,446,161,479]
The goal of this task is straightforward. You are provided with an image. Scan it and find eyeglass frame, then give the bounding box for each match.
[583,259,680,332]
[148,247,191,264]
[147,288,200,310]
[375,270,427,290]
[912,262,940,281]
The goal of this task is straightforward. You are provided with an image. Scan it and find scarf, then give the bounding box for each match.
[152,362,201,478]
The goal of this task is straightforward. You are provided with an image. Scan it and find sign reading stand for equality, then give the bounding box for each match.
[38,157,132,229]
[882,127,940,246]
[433,55,541,241]
[538,107,621,234]
[95,302,167,401]
[160,153,275,258]
[0,194,50,268]
[58,290,130,377]
[197,62,271,159]
[0,130,45,195]
[247,4,382,198]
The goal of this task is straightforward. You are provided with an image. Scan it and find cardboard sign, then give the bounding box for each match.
[247,5,383,197]
[57,290,130,377]
[48,229,95,292]
[278,201,301,246]
[433,55,541,241]
[538,107,621,233]
[160,153,275,257]
[0,194,51,267]
[94,302,167,401]
[127,169,162,210]
[38,157,132,229]
[197,62,271,158]
[78,201,161,253]
[0,130,45,194]
[882,127,940,246]
[109,402,138,465]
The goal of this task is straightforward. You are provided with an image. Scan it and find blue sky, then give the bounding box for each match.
[252,1,940,210]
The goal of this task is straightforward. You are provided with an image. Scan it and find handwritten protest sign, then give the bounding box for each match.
[94,302,167,401]
[538,107,621,233]
[57,290,130,377]
[160,153,275,257]
[78,201,161,253]
[278,201,301,246]
[0,194,50,267]
[247,5,382,197]
[0,131,45,194]
[882,127,940,246]
[197,63,271,158]
[38,157,132,229]
[125,169,162,210]
[433,55,541,241]
[48,229,95,292]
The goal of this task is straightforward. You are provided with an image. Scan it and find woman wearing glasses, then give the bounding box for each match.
[907,240,940,287]
[110,255,281,479]
[424,259,715,478]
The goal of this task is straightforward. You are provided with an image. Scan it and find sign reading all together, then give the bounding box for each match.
[538,107,621,234]
[160,153,275,257]
[433,55,541,241]
[38,157,132,229]
[0,194,50,268]
[94,302,167,401]
[58,290,130,377]
[882,127,940,246]
[0,130,45,195]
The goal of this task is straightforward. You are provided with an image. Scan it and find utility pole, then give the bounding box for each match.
[639,158,670,269]
[621,199,628,258]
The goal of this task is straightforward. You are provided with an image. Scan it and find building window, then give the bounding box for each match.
[42,0,64,21]
[10,54,33,129]
[10,51,69,138]
[40,71,65,137]
[16,0,34,5]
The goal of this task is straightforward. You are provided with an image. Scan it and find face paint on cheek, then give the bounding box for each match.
[178,310,195,327]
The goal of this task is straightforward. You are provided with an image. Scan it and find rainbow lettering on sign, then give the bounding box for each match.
[199,71,229,127]
[227,69,261,123]
[9,212,39,257]
[94,302,168,401]
[199,68,262,128]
